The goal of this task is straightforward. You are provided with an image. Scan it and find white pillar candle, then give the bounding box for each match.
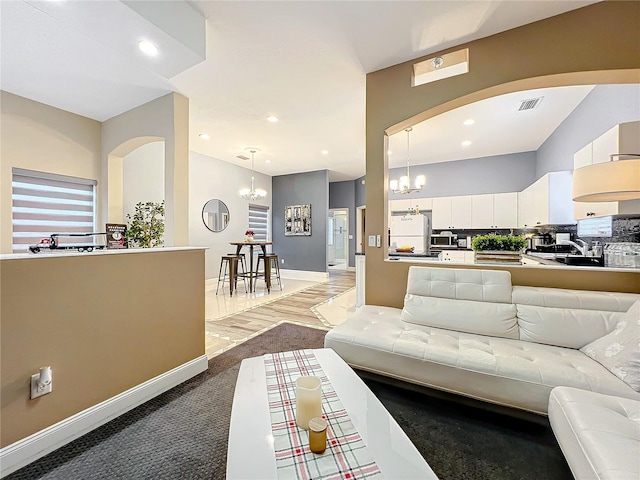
[295,376,322,430]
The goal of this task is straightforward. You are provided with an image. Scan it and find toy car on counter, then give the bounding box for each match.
[29,233,108,253]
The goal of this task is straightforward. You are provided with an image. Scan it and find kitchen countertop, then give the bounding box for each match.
[0,246,207,261]
[386,253,635,272]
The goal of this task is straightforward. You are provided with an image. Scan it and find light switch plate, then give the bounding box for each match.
[368,235,376,247]
[376,235,381,247]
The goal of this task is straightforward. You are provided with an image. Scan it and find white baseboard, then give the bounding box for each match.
[0,354,208,478]
[280,269,329,282]
[347,266,355,272]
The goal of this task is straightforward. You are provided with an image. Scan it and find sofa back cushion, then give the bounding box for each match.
[513,286,640,348]
[405,266,513,303]
[512,286,639,312]
[401,295,519,338]
[401,266,519,339]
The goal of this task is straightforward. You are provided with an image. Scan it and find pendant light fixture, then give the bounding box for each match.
[390,127,426,194]
[240,148,267,200]
[573,153,640,202]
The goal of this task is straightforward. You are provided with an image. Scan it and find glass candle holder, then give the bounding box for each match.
[308,417,328,454]
[295,376,322,430]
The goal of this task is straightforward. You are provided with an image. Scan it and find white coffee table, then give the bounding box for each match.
[227,347,438,479]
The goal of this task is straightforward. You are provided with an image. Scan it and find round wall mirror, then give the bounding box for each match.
[202,199,230,232]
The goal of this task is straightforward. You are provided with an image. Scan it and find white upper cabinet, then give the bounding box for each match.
[493,192,519,228]
[518,172,574,227]
[471,194,493,229]
[451,196,472,229]
[432,197,452,229]
[472,193,518,229]
[433,196,472,230]
[573,143,593,169]
[573,121,640,220]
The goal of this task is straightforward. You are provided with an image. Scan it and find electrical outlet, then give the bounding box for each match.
[281,258,285,264]
[376,235,381,247]
[30,367,53,399]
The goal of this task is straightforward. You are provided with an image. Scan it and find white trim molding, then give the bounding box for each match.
[279,269,329,282]
[0,355,208,478]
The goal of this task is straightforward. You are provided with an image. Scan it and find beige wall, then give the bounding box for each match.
[101,93,190,247]
[0,249,205,447]
[365,1,640,306]
[0,92,102,254]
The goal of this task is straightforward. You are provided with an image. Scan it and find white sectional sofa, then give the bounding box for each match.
[324,266,640,415]
[549,387,640,480]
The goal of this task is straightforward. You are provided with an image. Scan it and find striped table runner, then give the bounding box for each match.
[264,350,383,479]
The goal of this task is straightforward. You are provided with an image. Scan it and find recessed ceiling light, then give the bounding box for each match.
[387,150,392,155]
[138,40,159,57]
[266,115,278,123]
[463,119,475,126]
[321,150,329,155]
[199,133,210,140]
[265,159,272,164]
[461,140,472,147]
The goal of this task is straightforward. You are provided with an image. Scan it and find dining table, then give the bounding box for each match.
[229,241,273,293]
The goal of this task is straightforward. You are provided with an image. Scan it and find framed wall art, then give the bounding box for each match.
[285,204,311,236]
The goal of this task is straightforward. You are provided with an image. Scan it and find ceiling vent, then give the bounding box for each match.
[236,155,250,160]
[518,97,543,111]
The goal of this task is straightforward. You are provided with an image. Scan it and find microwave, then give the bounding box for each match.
[431,234,457,247]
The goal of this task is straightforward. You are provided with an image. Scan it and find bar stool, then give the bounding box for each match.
[216,254,248,296]
[228,252,247,274]
[254,253,282,293]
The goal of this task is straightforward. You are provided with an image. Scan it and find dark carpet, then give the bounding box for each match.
[8,322,571,480]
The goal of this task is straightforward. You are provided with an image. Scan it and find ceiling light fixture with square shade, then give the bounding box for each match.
[389,128,426,194]
[239,148,267,200]
[573,153,640,202]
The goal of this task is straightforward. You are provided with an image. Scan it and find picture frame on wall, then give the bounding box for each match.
[285,204,311,236]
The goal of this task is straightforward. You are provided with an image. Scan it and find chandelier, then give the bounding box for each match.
[389,127,426,194]
[240,148,267,200]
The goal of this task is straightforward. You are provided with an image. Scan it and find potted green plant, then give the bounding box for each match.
[125,201,165,248]
[471,233,527,264]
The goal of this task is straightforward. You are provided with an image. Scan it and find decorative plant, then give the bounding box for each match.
[472,234,527,252]
[125,201,165,248]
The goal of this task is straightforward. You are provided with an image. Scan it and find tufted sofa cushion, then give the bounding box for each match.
[405,266,513,303]
[324,306,638,414]
[401,295,519,339]
[512,286,639,311]
[401,266,519,338]
[549,387,640,480]
[513,286,640,348]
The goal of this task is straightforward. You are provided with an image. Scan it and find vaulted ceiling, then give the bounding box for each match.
[0,0,599,180]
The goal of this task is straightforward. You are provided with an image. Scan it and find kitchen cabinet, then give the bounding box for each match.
[573,143,593,169]
[432,197,451,229]
[592,122,640,164]
[518,172,574,227]
[433,196,472,229]
[472,193,518,229]
[439,250,474,263]
[573,121,640,220]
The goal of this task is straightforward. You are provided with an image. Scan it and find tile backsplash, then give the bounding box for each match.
[433,217,640,247]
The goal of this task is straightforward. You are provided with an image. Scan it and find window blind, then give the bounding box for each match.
[12,168,97,253]
[248,204,269,242]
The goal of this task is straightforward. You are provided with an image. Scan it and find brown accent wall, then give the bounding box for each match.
[0,248,205,447]
[365,1,640,306]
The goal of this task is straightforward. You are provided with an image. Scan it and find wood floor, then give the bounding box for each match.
[205,270,355,357]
